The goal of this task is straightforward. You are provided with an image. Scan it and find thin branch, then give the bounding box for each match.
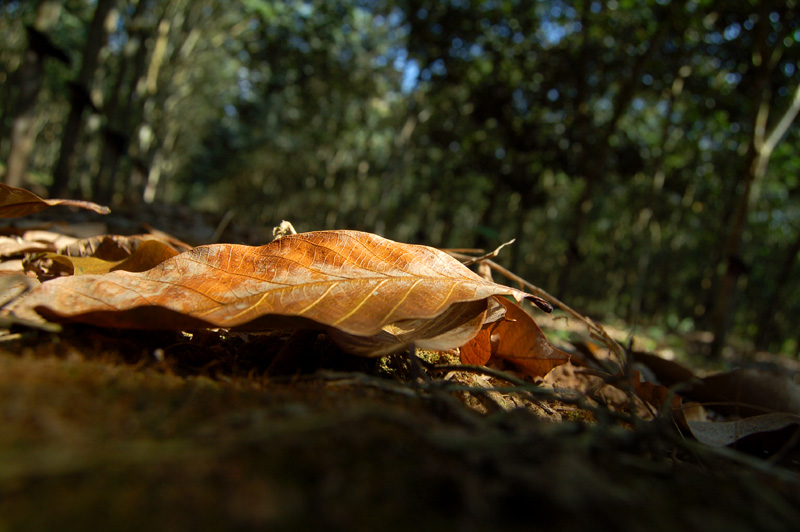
[762,82,800,160]
[458,239,516,267]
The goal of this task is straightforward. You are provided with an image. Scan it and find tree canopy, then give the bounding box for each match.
[2,0,800,357]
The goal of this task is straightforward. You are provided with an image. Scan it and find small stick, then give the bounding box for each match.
[442,248,485,254]
[458,239,516,267]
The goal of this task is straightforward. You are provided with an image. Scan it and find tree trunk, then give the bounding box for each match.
[141,0,197,204]
[3,1,64,188]
[708,8,800,357]
[708,160,758,358]
[122,6,162,200]
[49,0,117,198]
[94,0,147,203]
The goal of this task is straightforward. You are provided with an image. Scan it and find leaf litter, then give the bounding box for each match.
[1,187,800,531]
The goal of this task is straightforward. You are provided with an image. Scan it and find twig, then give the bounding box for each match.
[445,250,552,312]
[458,239,516,267]
[419,360,640,424]
[442,248,485,254]
[313,370,419,398]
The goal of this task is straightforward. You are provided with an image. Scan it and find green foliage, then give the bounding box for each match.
[2,0,800,355]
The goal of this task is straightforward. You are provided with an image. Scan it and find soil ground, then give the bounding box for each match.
[1,325,799,532]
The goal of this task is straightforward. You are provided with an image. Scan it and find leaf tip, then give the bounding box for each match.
[528,295,553,313]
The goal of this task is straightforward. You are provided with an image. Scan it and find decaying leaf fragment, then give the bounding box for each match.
[0,183,110,218]
[10,230,543,356]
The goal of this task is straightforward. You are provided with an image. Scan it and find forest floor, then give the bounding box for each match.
[2,325,799,532]
[1,205,800,532]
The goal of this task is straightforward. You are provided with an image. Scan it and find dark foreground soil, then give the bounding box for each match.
[1,327,799,532]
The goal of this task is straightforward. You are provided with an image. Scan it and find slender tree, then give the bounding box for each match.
[49,0,117,198]
[709,5,800,357]
[4,0,67,188]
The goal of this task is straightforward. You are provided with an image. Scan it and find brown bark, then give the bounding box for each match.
[3,1,64,188]
[49,0,117,198]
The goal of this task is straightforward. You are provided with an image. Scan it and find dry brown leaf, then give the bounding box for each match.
[22,235,183,279]
[23,253,82,278]
[460,297,569,379]
[0,236,54,257]
[110,239,180,273]
[328,297,506,356]
[22,230,81,247]
[632,350,697,387]
[460,326,493,366]
[60,234,148,261]
[0,272,40,308]
[0,183,110,218]
[687,413,800,447]
[59,234,182,262]
[685,368,800,417]
[0,230,81,258]
[629,369,687,425]
[24,239,180,278]
[10,230,537,355]
[0,259,24,273]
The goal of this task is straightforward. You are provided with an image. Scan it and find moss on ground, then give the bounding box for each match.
[1,329,799,532]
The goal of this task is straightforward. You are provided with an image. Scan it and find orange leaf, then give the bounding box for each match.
[460,327,492,365]
[629,369,686,426]
[460,297,569,379]
[0,183,110,218]
[10,230,537,356]
[110,239,181,273]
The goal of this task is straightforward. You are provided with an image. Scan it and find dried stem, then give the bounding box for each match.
[457,239,516,267]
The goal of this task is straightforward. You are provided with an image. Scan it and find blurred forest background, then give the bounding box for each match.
[1,0,800,359]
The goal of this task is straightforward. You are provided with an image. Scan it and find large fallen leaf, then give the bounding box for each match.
[10,230,543,356]
[0,183,110,218]
[460,297,569,379]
